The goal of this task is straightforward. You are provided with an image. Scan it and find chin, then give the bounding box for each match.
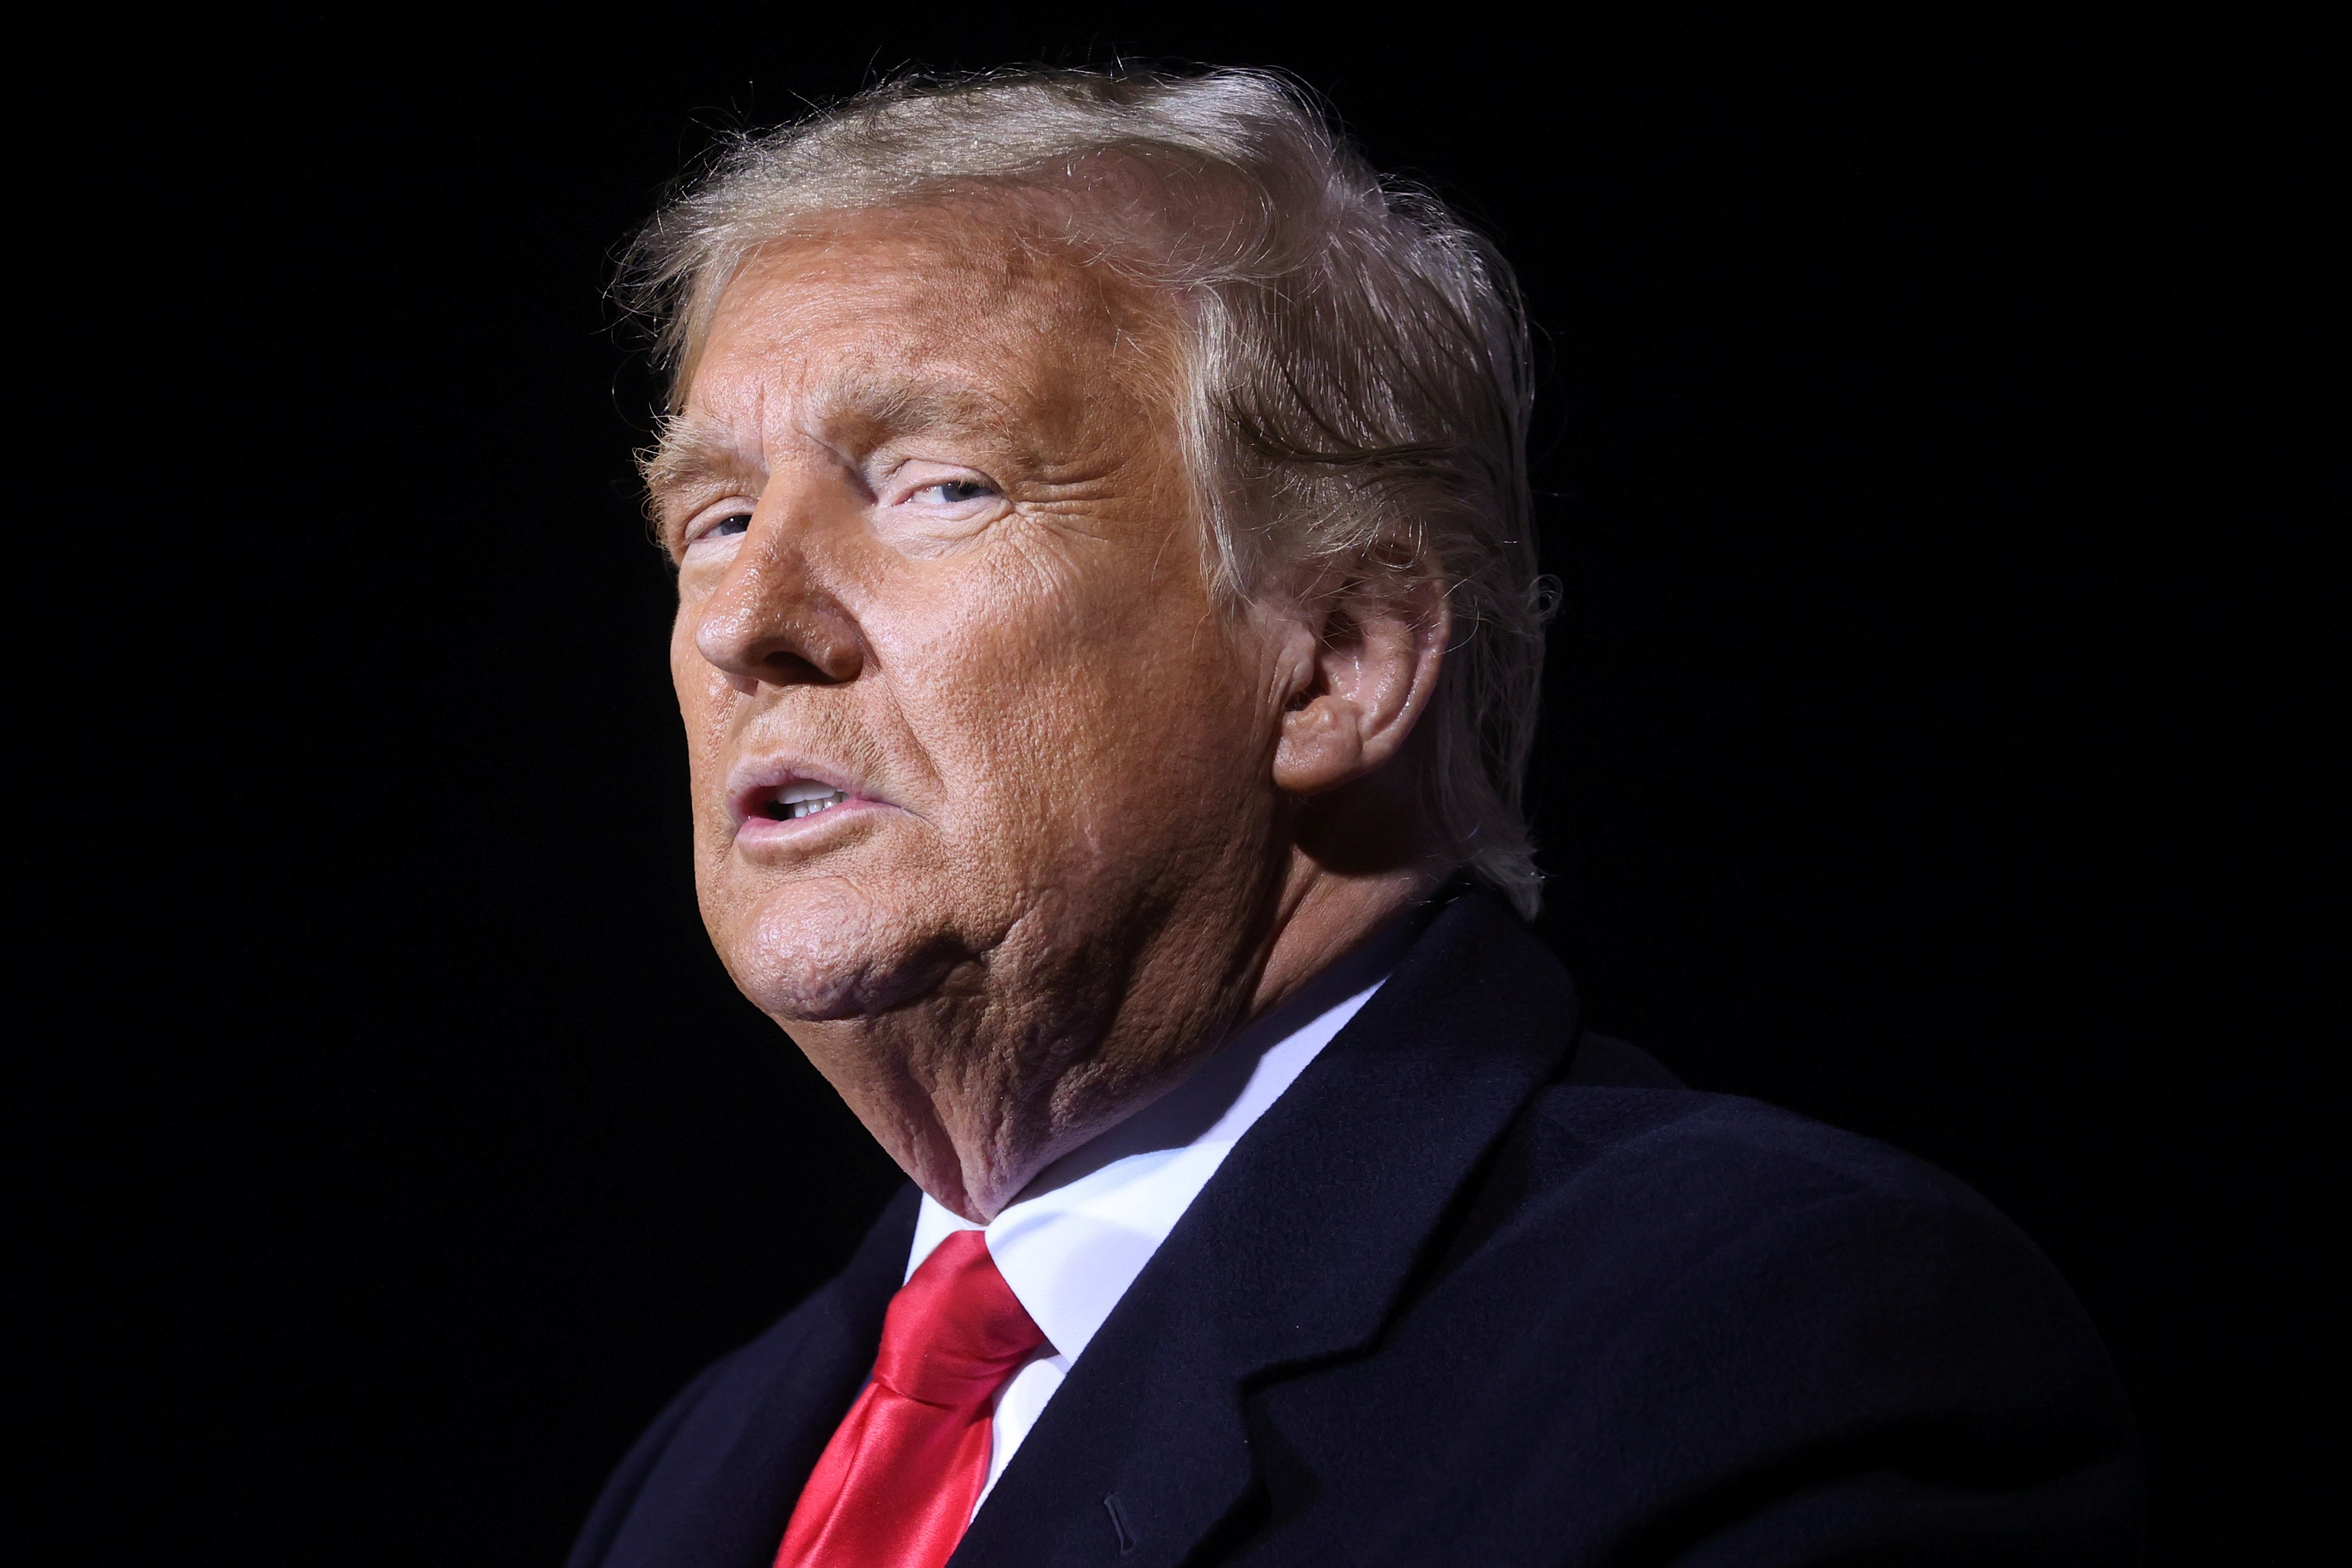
[714,875,965,1022]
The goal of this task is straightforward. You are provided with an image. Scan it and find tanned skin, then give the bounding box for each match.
[651,205,1450,1221]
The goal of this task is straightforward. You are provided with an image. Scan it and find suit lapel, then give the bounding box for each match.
[950,894,1580,1568]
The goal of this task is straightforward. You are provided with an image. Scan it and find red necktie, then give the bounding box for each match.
[774,1229,1046,1568]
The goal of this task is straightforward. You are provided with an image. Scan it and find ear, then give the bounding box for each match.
[1273,560,1450,797]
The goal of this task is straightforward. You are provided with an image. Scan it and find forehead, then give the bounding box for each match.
[684,207,1178,441]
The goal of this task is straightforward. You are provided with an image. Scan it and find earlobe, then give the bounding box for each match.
[1274,691,1366,795]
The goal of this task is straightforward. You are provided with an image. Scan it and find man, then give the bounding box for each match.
[570,68,2139,1568]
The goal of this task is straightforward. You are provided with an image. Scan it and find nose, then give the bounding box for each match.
[689,508,866,691]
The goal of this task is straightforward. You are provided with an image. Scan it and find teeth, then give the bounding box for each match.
[757,779,851,824]
[784,790,847,820]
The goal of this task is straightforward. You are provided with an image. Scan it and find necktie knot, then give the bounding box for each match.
[870,1229,1044,1408]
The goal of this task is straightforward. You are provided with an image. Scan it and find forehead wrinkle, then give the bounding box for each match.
[716,226,1157,455]
[796,363,1017,446]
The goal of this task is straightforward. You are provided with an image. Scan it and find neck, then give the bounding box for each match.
[807,854,1450,1225]
[978,857,1444,1219]
[1246,856,1445,1028]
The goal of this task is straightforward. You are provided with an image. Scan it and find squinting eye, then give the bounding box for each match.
[917,480,995,505]
[707,513,751,538]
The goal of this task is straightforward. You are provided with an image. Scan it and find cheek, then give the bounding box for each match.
[670,611,736,809]
[887,569,1269,846]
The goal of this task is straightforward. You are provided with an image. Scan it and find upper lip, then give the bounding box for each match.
[724,755,881,829]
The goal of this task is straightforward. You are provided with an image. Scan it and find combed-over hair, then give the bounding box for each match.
[620,67,1553,917]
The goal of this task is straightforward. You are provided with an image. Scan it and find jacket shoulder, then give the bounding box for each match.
[1454,1080,2116,1376]
[1401,1083,2144,1561]
[1509,1078,2017,1225]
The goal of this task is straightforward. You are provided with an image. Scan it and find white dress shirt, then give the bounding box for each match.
[904,931,1411,1510]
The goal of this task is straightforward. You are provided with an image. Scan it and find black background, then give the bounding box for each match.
[38,8,2328,1565]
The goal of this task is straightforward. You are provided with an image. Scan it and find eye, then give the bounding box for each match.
[683,505,752,550]
[913,479,996,506]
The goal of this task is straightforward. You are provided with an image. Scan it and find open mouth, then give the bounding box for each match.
[759,781,852,822]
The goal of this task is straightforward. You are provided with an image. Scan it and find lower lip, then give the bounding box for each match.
[733,796,887,848]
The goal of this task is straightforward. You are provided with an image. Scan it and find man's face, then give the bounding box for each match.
[655,209,1288,1066]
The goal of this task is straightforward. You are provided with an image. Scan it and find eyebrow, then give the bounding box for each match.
[640,414,766,507]
[642,369,1030,505]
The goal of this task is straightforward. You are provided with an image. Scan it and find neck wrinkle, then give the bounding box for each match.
[1009,899,1434,1210]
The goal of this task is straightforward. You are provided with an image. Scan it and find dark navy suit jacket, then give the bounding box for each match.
[569,892,2141,1566]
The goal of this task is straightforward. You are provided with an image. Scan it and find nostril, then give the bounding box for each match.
[763,648,843,684]
[692,593,862,686]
